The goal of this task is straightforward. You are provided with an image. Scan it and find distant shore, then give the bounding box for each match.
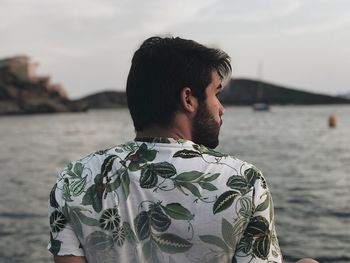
[1,55,350,115]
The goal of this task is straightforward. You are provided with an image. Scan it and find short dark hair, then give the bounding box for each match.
[126,36,231,131]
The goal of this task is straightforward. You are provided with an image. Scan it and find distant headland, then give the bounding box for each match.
[0,55,87,115]
[0,55,349,115]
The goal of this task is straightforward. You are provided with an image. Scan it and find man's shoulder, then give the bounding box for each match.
[192,144,251,167]
[57,145,120,179]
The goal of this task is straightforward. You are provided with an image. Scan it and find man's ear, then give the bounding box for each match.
[180,87,198,113]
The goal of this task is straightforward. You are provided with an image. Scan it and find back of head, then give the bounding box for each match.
[126,36,231,132]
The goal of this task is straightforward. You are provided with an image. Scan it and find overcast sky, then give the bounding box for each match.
[1,0,349,98]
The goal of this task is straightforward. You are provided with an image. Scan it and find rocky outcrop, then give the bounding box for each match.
[338,92,350,100]
[0,57,87,115]
[219,79,350,105]
[2,54,349,116]
[76,91,127,109]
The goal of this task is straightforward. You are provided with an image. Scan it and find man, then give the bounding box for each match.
[48,36,315,263]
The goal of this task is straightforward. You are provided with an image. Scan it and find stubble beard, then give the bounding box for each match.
[192,101,221,149]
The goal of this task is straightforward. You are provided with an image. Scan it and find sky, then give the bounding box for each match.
[1,0,350,99]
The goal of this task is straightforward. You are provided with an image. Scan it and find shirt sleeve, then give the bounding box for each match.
[234,168,283,263]
[47,177,85,256]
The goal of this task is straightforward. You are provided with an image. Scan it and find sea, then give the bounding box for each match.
[0,106,349,263]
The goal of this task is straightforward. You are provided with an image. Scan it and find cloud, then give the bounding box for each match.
[198,0,301,23]
[1,0,350,97]
[283,0,350,35]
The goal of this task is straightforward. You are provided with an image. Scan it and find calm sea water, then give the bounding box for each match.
[0,106,349,263]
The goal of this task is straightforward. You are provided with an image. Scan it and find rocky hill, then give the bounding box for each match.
[0,56,87,115]
[76,91,127,109]
[338,92,350,100]
[77,79,350,109]
[219,79,350,105]
[1,54,349,115]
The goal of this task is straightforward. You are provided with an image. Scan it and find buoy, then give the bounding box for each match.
[328,115,337,128]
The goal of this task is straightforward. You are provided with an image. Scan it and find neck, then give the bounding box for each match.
[135,115,193,141]
[135,126,187,141]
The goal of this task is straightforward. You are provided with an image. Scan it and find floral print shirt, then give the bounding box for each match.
[48,138,282,263]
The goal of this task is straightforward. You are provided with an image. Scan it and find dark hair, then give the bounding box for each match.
[126,36,231,131]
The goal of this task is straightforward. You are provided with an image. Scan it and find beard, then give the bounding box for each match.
[192,101,221,149]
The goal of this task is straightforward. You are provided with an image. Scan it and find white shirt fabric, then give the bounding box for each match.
[48,138,282,263]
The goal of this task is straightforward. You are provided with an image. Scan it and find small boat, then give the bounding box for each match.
[253,103,270,111]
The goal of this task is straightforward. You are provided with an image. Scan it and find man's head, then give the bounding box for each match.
[126,36,231,147]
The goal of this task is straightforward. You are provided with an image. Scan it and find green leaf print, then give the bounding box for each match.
[222,218,236,249]
[70,176,87,197]
[205,148,226,157]
[101,155,118,177]
[152,233,193,253]
[198,181,218,191]
[256,192,270,212]
[140,166,159,189]
[50,183,59,208]
[137,143,157,162]
[236,235,253,254]
[121,170,130,198]
[62,178,73,202]
[245,216,269,237]
[112,226,126,246]
[152,162,177,178]
[49,233,61,255]
[199,235,229,251]
[176,181,201,198]
[128,161,140,171]
[175,171,203,181]
[99,208,121,230]
[116,141,138,153]
[50,210,67,233]
[162,203,194,221]
[62,203,69,219]
[244,167,260,188]
[106,174,121,192]
[193,144,226,157]
[173,149,202,158]
[84,231,114,251]
[66,162,83,178]
[94,173,104,185]
[134,211,151,240]
[82,184,104,213]
[149,207,171,232]
[95,149,110,155]
[73,162,84,177]
[202,173,220,182]
[231,218,248,237]
[226,175,248,194]
[69,207,84,238]
[253,234,271,260]
[239,197,253,218]
[75,210,99,226]
[213,190,239,214]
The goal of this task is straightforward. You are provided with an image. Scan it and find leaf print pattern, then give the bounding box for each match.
[213,190,240,214]
[152,233,193,253]
[112,226,126,246]
[50,210,67,233]
[99,208,121,230]
[48,138,282,263]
